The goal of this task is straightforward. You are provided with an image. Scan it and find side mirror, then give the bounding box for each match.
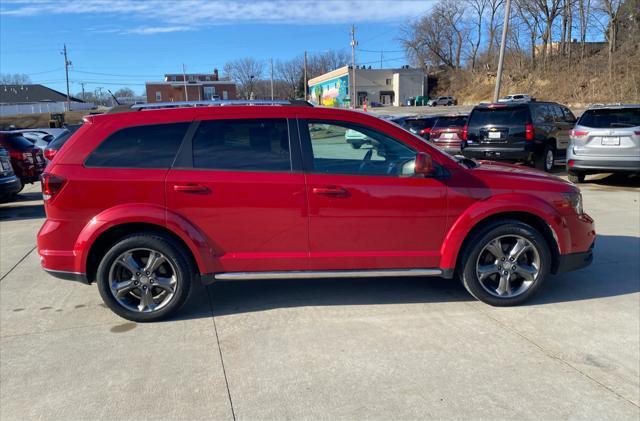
[415,152,434,176]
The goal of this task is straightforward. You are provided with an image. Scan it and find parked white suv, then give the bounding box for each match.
[498,94,533,103]
[567,104,640,183]
[428,96,456,107]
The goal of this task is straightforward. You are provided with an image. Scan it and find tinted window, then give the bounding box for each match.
[578,108,640,128]
[192,119,291,172]
[85,123,189,168]
[307,121,415,176]
[0,134,34,149]
[404,118,437,130]
[433,116,467,128]
[560,106,576,123]
[468,107,530,127]
[48,130,72,149]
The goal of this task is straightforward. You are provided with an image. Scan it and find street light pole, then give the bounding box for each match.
[493,0,512,102]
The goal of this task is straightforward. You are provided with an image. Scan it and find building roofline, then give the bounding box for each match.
[308,66,349,86]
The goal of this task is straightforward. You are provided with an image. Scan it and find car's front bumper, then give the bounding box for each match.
[555,246,594,273]
[44,268,89,284]
[462,147,532,161]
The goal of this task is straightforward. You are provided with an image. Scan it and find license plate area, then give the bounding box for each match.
[1,161,10,171]
[601,137,620,146]
[488,131,502,139]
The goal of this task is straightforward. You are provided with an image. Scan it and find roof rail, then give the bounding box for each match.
[126,99,313,111]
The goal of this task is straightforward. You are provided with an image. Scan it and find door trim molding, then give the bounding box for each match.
[214,268,442,281]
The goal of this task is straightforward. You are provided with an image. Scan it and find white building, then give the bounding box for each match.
[307,66,427,108]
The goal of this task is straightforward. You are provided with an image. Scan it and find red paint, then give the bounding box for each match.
[37,105,595,280]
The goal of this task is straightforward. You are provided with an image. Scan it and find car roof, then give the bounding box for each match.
[585,103,640,110]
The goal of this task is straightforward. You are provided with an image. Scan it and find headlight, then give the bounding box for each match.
[563,192,583,215]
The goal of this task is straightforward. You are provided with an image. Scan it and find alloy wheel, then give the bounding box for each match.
[108,248,178,313]
[475,235,540,298]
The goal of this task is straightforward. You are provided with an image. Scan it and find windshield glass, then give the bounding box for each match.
[405,118,436,130]
[578,108,640,128]
[433,116,467,128]
[469,107,529,127]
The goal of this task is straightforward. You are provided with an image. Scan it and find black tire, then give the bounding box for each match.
[568,171,586,183]
[96,232,194,322]
[458,219,551,306]
[534,143,555,172]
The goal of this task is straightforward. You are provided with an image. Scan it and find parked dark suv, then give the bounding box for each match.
[461,102,576,172]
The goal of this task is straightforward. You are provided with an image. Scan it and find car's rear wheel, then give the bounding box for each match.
[535,144,556,172]
[459,220,551,306]
[96,233,194,322]
[568,171,586,183]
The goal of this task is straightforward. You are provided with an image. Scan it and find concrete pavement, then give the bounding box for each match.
[0,175,638,420]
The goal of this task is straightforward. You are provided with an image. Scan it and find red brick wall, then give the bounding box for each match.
[146,83,237,103]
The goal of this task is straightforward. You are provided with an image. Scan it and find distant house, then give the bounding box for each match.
[0,84,84,105]
[145,69,237,103]
[0,84,91,116]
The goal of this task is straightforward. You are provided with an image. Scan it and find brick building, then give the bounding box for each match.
[145,69,237,103]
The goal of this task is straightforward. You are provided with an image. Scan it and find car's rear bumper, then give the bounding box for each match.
[44,268,89,284]
[568,158,640,172]
[0,175,21,197]
[462,147,532,161]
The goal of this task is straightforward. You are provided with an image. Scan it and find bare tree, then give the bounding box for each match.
[223,57,265,99]
[465,0,489,69]
[515,0,543,64]
[0,73,32,84]
[597,0,624,76]
[577,0,593,59]
[275,56,303,99]
[486,0,505,60]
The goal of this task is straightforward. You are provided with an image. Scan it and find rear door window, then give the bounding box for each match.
[192,119,291,172]
[469,107,529,127]
[578,108,640,128]
[85,122,189,168]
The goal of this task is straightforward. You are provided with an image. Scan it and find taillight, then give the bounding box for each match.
[525,123,534,141]
[9,150,32,162]
[44,149,57,161]
[634,131,640,135]
[40,173,66,201]
[571,130,589,137]
[568,160,575,168]
[461,125,468,141]
[419,128,431,135]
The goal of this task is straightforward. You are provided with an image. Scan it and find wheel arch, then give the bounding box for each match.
[74,205,214,283]
[440,195,566,275]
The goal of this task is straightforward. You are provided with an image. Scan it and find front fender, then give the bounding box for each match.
[73,203,214,275]
[440,193,569,270]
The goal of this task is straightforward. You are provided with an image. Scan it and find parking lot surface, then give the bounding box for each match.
[1,176,639,420]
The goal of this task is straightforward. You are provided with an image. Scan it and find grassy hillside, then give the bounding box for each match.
[0,111,94,130]
[437,42,640,107]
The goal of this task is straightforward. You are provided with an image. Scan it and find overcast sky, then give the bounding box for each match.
[0,0,435,94]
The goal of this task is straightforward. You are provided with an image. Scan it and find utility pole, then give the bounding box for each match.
[270,58,274,101]
[303,51,308,100]
[80,82,86,102]
[380,50,383,69]
[493,0,511,102]
[182,63,189,101]
[350,24,357,108]
[62,44,71,111]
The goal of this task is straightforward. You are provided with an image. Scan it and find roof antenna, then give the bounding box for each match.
[107,89,121,105]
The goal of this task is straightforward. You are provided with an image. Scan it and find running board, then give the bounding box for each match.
[214,268,442,281]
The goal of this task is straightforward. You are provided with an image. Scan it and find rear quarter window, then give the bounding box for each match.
[85,122,189,168]
[578,108,640,128]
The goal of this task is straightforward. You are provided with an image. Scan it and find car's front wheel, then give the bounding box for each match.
[459,220,551,306]
[96,233,194,322]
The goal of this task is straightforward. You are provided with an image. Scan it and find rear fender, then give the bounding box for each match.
[440,193,568,270]
[74,204,213,275]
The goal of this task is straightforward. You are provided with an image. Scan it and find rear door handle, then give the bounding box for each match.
[173,184,209,193]
[312,187,349,197]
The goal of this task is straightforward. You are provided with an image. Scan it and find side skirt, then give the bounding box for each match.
[211,268,444,282]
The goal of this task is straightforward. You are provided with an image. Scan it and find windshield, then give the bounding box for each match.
[578,108,640,128]
[405,118,436,130]
[469,107,530,127]
[433,116,467,128]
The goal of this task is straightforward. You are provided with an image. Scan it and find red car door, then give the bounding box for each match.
[165,117,308,274]
[299,118,448,271]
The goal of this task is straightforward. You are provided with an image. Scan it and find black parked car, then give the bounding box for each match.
[0,147,22,201]
[392,115,441,140]
[43,124,82,163]
[461,102,576,172]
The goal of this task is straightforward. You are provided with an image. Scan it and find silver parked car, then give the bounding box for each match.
[428,96,456,107]
[567,104,640,183]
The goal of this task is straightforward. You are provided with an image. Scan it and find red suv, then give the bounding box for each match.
[38,101,595,322]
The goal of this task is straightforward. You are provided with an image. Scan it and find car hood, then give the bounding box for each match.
[470,160,575,190]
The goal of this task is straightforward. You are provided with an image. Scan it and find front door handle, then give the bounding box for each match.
[312,187,349,197]
[173,184,209,193]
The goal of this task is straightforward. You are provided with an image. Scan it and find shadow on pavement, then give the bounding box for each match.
[11,191,43,202]
[174,234,639,320]
[581,173,640,189]
[0,203,45,221]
